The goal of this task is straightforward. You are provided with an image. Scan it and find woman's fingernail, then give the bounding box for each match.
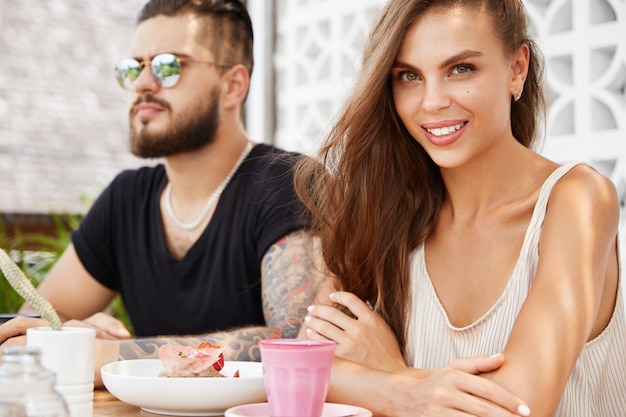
[304,316,312,322]
[306,328,312,334]
[329,292,336,299]
[489,353,503,358]
[307,305,314,312]
[518,404,531,416]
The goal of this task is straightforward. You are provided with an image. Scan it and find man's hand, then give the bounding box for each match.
[77,312,131,340]
[0,316,49,345]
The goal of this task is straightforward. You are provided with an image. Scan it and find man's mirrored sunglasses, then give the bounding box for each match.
[115,53,231,91]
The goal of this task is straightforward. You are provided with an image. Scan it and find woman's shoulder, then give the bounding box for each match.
[552,162,617,200]
[548,162,619,221]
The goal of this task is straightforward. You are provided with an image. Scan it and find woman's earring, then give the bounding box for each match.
[513,89,522,101]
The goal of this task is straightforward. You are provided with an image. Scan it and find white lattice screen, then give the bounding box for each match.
[247,0,626,208]
[268,0,385,155]
[526,0,626,205]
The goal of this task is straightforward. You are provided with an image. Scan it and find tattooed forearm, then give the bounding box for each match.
[118,338,163,359]
[118,326,274,362]
[261,231,327,339]
[116,231,326,365]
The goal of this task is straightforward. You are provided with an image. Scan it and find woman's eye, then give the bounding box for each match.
[399,71,419,82]
[451,64,474,75]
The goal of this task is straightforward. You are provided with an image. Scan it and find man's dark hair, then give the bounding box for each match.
[137,0,254,77]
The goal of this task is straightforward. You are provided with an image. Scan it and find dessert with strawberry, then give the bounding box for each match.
[158,342,227,378]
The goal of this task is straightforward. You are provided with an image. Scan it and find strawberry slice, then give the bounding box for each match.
[197,342,225,371]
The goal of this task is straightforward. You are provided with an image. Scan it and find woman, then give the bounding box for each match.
[296,0,626,416]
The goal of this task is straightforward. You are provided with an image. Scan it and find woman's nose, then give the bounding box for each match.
[421,81,452,113]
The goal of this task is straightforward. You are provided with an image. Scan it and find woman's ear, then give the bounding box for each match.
[510,43,530,96]
[221,64,250,109]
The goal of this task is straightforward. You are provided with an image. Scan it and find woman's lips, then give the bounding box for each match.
[422,121,467,146]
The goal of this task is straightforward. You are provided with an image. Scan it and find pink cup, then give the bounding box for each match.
[259,339,337,417]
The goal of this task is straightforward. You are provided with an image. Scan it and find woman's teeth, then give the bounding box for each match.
[427,123,464,137]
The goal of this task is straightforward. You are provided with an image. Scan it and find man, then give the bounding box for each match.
[0,0,322,386]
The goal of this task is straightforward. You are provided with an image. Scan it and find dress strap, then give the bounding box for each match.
[532,161,588,220]
[517,161,589,273]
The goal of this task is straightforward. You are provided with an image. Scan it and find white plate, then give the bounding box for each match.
[101,359,266,416]
[225,402,373,417]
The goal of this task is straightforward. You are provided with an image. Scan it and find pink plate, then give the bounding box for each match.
[225,402,372,417]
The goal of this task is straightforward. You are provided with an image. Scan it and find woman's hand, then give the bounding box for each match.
[329,355,531,417]
[304,290,406,373]
[430,354,530,416]
[397,362,531,417]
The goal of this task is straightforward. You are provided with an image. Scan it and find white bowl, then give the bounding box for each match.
[101,359,266,416]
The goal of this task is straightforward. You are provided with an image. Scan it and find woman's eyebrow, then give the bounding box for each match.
[391,60,417,71]
[439,50,484,69]
[392,50,484,72]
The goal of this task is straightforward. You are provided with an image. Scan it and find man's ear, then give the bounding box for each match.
[221,64,250,109]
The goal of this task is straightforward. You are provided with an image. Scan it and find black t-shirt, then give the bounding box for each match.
[72,144,309,337]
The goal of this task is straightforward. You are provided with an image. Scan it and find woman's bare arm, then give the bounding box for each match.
[481,165,620,416]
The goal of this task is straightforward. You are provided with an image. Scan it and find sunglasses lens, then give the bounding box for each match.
[152,54,181,88]
[115,58,141,91]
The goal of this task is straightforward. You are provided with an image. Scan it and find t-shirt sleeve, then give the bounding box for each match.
[252,152,311,260]
[72,171,143,290]
[71,172,128,291]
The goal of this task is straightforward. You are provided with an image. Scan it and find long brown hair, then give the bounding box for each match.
[295,0,545,354]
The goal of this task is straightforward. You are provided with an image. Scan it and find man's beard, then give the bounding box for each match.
[129,87,220,159]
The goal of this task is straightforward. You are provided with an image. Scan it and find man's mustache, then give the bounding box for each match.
[131,94,171,112]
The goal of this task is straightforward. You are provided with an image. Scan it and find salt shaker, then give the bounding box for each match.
[0,346,70,417]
